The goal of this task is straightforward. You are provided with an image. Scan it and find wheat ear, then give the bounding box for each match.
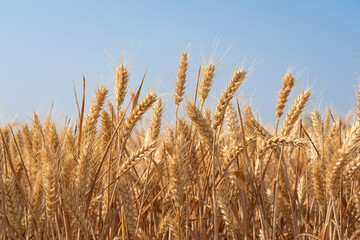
[174,52,188,107]
[185,100,214,150]
[145,99,163,144]
[119,141,157,173]
[225,103,241,144]
[42,120,59,220]
[115,64,129,112]
[118,175,138,239]
[311,109,324,154]
[275,72,295,133]
[343,154,360,181]
[257,136,307,159]
[217,180,237,238]
[311,160,327,210]
[212,69,246,130]
[280,89,310,136]
[84,86,108,142]
[327,121,360,197]
[199,64,215,108]
[121,90,157,144]
[101,110,112,151]
[76,86,107,208]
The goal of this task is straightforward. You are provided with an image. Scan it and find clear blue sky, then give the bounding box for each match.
[1,1,359,124]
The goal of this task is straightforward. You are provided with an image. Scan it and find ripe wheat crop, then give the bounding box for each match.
[1,51,360,239]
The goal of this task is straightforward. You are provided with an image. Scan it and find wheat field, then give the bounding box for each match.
[1,52,360,240]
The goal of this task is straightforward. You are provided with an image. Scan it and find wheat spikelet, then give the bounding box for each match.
[75,86,108,216]
[32,173,43,211]
[3,178,21,230]
[145,99,163,145]
[22,124,33,158]
[119,141,157,173]
[42,148,58,220]
[311,109,323,141]
[217,180,237,238]
[107,100,116,121]
[280,89,310,136]
[29,172,43,232]
[297,175,306,206]
[186,100,214,150]
[121,90,157,144]
[324,107,331,135]
[275,72,295,120]
[169,141,189,207]
[62,189,91,238]
[84,85,108,142]
[118,175,138,239]
[311,160,327,210]
[164,126,175,156]
[101,110,113,151]
[257,135,307,159]
[326,151,346,198]
[63,126,76,186]
[341,120,360,155]
[45,119,60,155]
[212,69,246,130]
[174,52,188,107]
[222,142,246,172]
[343,154,360,181]
[14,129,24,154]
[177,117,199,176]
[115,64,129,112]
[42,120,59,220]
[311,109,324,155]
[199,64,215,108]
[22,124,36,183]
[29,113,43,183]
[327,121,360,197]
[225,103,241,144]
[325,119,341,152]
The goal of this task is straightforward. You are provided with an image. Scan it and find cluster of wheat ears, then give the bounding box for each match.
[1,52,360,240]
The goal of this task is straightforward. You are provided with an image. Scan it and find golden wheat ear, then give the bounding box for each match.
[185,100,214,150]
[327,121,360,197]
[212,69,246,130]
[174,52,188,108]
[275,72,295,133]
[121,90,157,145]
[114,64,129,112]
[280,89,310,136]
[225,103,241,144]
[84,86,108,142]
[198,64,215,109]
[145,99,163,145]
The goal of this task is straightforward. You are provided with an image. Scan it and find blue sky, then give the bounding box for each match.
[0,1,359,125]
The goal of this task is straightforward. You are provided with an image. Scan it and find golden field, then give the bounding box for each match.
[1,52,360,240]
